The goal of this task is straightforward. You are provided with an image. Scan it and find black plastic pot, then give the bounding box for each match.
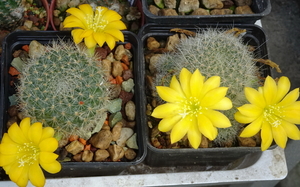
[0,31,147,179]
[142,0,271,24]
[139,23,273,167]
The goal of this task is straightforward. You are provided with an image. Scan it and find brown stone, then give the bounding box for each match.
[149,5,160,16]
[112,61,124,77]
[65,140,84,155]
[158,8,178,16]
[108,144,125,162]
[191,8,210,15]
[235,5,254,14]
[89,130,113,149]
[82,150,94,162]
[210,9,233,15]
[147,37,160,50]
[112,122,123,141]
[94,149,110,161]
[124,148,137,160]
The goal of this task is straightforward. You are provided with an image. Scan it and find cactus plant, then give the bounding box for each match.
[0,0,25,30]
[17,41,112,140]
[152,28,263,146]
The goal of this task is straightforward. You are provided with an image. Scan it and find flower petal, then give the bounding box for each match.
[261,121,273,151]
[272,125,287,149]
[40,160,62,174]
[204,110,231,128]
[102,9,122,22]
[39,152,59,164]
[104,29,124,42]
[244,87,266,108]
[179,68,192,97]
[170,116,191,143]
[39,138,58,152]
[187,118,202,149]
[234,111,257,124]
[84,34,97,49]
[282,110,300,124]
[273,76,291,103]
[80,29,94,38]
[156,86,185,103]
[8,123,28,144]
[283,101,300,111]
[66,7,87,27]
[19,117,31,137]
[63,15,86,28]
[199,76,220,100]
[0,142,18,154]
[105,21,127,30]
[281,120,300,140]
[71,29,84,44]
[41,127,55,141]
[240,116,263,137]
[169,75,185,98]
[8,162,27,183]
[15,166,29,187]
[190,69,203,97]
[263,76,277,104]
[278,88,299,106]
[151,103,180,118]
[209,97,232,110]
[237,104,263,117]
[201,87,229,107]
[93,32,106,47]
[197,114,218,140]
[158,114,182,132]
[105,33,117,50]
[29,163,45,187]
[0,154,17,166]
[79,4,94,17]
[28,122,43,145]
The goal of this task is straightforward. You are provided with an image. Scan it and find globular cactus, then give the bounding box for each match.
[152,28,262,146]
[0,0,25,30]
[17,41,111,140]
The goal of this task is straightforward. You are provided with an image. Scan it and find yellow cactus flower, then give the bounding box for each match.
[0,117,61,187]
[151,68,232,149]
[63,4,126,50]
[235,76,300,151]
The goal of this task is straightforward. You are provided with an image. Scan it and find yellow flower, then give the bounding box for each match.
[0,117,61,187]
[151,68,232,149]
[63,4,126,50]
[235,76,300,151]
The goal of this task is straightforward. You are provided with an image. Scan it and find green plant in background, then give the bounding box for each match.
[0,0,25,30]
[17,41,111,140]
[152,28,262,146]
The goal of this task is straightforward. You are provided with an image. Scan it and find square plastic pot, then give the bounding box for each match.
[139,23,274,167]
[0,31,147,179]
[141,0,271,24]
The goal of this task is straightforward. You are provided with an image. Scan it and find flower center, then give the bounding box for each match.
[179,96,206,119]
[16,142,40,167]
[86,7,108,32]
[263,105,284,127]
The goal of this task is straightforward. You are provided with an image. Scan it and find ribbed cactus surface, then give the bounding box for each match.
[153,29,262,146]
[17,41,111,139]
[0,0,24,30]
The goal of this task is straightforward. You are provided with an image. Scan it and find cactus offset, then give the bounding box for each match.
[152,28,263,146]
[0,0,25,30]
[17,41,111,139]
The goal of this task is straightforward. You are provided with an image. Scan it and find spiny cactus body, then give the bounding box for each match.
[153,28,263,146]
[17,41,111,139]
[0,0,25,30]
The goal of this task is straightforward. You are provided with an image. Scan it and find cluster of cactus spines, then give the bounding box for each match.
[17,41,111,140]
[153,28,262,146]
[0,0,25,30]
